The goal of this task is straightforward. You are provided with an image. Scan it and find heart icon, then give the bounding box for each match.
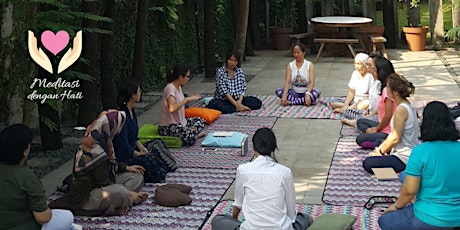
[41,30,70,56]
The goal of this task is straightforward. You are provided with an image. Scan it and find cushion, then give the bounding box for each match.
[161,183,192,194]
[307,213,357,230]
[138,124,183,148]
[201,132,248,148]
[184,107,222,125]
[202,96,214,105]
[154,185,192,207]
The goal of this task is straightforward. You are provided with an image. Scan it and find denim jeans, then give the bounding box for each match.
[379,205,456,230]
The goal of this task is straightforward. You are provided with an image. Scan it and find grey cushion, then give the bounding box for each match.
[307,213,357,230]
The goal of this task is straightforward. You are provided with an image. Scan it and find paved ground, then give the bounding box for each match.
[42,48,460,206]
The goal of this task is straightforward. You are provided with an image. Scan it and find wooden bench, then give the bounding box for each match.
[289,32,317,53]
[313,38,359,62]
[369,36,388,58]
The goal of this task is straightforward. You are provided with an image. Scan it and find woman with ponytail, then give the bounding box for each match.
[212,128,314,230]
[362,73,419,173]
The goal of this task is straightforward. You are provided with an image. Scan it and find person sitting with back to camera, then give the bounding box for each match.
[158,64,206,145]
[275,42,321,106]
[362,73,418,173]
[378,101,460,230]
[0,124,75,230]
[206,50,262,114]
[328,52,373,113]
[211,127,314,230]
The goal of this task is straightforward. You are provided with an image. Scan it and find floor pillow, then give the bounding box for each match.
[184,107,222,125]
[308,213,357,230]
[154,185,192,207]
[138,124,183,148]
[201,131,248,148]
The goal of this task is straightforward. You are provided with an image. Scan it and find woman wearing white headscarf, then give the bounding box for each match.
[328,52,373,113]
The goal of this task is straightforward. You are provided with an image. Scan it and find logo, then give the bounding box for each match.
[28,30,82,74]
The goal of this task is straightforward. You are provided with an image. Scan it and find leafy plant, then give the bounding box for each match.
[269,0,297,28]
[150,0,184,30]
[446,25,460,40]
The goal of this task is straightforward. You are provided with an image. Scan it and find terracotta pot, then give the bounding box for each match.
[271,27,293,50]
[402,26,429,51]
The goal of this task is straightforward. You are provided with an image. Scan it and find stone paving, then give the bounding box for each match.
[42,48,460,206]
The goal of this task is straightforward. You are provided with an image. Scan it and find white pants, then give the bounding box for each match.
[42,209,74,230]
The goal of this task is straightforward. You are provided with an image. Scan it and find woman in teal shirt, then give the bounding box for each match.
[379,101,460,229]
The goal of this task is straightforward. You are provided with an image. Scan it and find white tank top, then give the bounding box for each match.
[289,59,311,94]
[391,102,419,164]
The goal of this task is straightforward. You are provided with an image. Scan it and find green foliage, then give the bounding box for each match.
[268,0,297,28]
[446,26,460,40]
[150,0,184,30]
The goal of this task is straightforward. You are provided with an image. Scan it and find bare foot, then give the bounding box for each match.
[333,108,344,113]
[116,206,130,215]
[130,191,149,205]
[341,118,356,127]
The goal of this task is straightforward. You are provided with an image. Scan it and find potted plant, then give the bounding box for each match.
[401,0,428,51]
[269,0,297,50]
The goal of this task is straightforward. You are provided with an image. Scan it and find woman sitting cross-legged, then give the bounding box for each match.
[70,110,148,216]
[362,73,419,173]
[114,79,175,183]
[0,124,75,229]
[276,42,321,106]
[206,50,262,114]
[354,55,397,148]
[211,128,314,230]
[328,52,372,113]
[158,64,206,145]
[378,101,460,230]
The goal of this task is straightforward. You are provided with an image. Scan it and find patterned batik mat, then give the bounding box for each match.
[189,95,342,119]
[59,168,236,230]
[200,200,383,230]
[170,115,278,169]
[322,136,401,206]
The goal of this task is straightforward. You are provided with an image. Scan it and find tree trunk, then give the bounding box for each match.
[306,0,314,32]
[382,0,398,48]
[430,0,444,49]
[348,0,357,16]
[78,0,99,126]
[453,0,460,28]
[203,0,216,79]
[362,0,377,24]
[320,0,334,16]
[233,0,249,65]
[296,0,307,33]
[248,0,260,50]
[1,2,22,125]
[23,2,38,129]
[38,102,62,150]
[131,0,149,82]
[100,0,117,110]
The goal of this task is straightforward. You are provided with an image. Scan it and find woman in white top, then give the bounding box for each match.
[211,128,314,230]
[329,52,373,113]
[362,73,419,173]
[275,42,321,106]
